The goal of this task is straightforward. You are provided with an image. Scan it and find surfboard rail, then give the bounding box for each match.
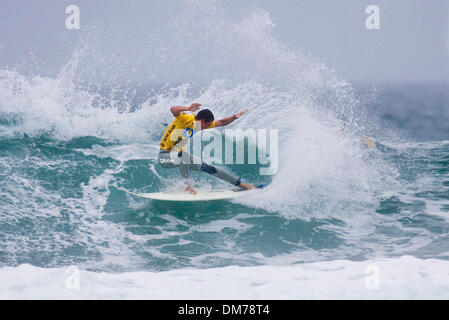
[126,189,249,201]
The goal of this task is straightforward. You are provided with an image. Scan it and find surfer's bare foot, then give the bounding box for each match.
[239,182,254,190]
[186,186,197,195]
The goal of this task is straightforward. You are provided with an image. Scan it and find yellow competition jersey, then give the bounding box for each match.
[159,112,215,151]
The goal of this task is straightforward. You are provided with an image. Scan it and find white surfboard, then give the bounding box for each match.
[126,189,249,202]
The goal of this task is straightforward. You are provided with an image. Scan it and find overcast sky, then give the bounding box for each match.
[1,0,448,84]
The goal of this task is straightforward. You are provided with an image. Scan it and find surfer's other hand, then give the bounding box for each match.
[189,103,201,112]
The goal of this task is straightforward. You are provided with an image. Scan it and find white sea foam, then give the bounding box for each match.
[1,256,448,299]
[76,144,159,162]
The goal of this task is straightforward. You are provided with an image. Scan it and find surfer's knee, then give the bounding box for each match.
[200,163,217,174]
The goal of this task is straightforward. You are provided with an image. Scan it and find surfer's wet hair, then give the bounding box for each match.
[195,109,214,123]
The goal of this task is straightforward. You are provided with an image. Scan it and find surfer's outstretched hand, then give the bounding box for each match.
[234,109,248,119]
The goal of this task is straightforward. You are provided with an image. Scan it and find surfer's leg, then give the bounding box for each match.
[201,162,242,186]
[179,152,191,180]
[179,151,242,186]
[198,162,254,190]
[161,150,253,190]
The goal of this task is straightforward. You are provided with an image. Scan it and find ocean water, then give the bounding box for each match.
[1,1,449,299]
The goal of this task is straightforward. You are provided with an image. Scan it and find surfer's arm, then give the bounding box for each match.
[214,109,248,127]
[170,103,201,117]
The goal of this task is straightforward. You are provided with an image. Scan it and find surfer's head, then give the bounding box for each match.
[195,109,215,130]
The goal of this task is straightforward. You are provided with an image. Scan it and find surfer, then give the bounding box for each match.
[158,103,255,195]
